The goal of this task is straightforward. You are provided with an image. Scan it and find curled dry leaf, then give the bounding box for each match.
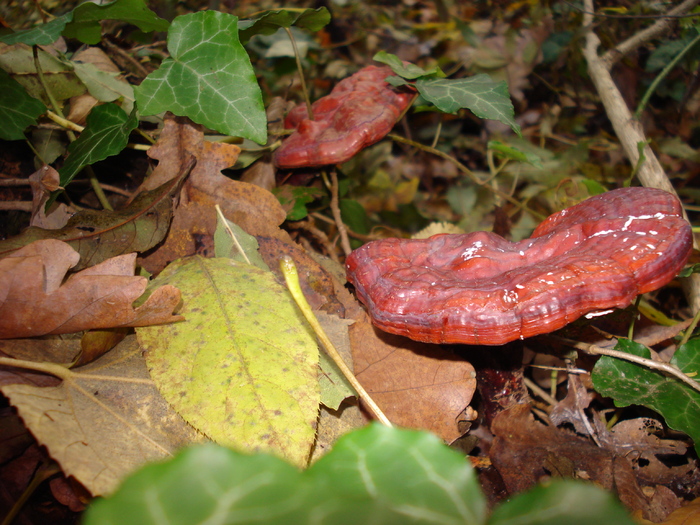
[346,188,692,345]
[0,240,182,339]
[273,65,415,168]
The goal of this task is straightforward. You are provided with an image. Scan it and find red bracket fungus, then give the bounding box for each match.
[273,65,414,169]
[346,187,693,345]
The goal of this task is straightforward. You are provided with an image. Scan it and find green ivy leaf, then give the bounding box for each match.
[489,479,637,525]
[84,424,487,524]
[0,14,71,45]
[488,140,542,168]
[372,51,444,79]
[63,0,169,45]
[84,424,635,525]
[57,103,138,190]
[416,75,521,135]
[135,11,267,144]
[238,7,331,45]
[0,68,46,140]
[273,185,323,221]
[592,338,700,454]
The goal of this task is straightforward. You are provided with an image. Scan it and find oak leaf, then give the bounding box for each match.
[0,240,182,339]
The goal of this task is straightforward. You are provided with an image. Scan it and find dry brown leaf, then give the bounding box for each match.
[139,115,292,273]
[349,314,476,442]
[28,165,73,230]
[652,497,700,525]
[139,200,216,275]
[0,240,182,339]
[0,334,205,496]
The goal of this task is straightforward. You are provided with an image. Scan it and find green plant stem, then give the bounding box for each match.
[635,32,700,118]
[388,133,546,220]
[280,256,393,426]
[628,295,642,340]
[0,461,61,525]
[678,304,700,347]
[33,46,113,211]
[285,27,314,120]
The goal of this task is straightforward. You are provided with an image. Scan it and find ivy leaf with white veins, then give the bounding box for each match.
[135,10,267,144]
[54,103,137,196]
[0,68,46,140]
[416,74,521,135]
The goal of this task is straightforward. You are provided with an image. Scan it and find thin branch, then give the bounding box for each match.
[582,0,700,313]
[388,133,546,220]
[602,0,700,68]
[328,170,352,256]
[562,339,700,394]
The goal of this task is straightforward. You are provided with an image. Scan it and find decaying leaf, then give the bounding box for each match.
[0,165,190,270]
[137,256,319,467]
[349,313,476,442]
[273,65,415,168]
[0,240,182,339]
[138,115,290,276]
[0,335,203,496]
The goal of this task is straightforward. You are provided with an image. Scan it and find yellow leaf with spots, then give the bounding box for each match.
[137,256,319,466]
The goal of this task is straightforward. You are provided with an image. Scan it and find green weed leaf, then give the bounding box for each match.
[416,75,521,135]
[592,338,700,454]
[238,7,331,45]
[135,11,267,144]
[63,0,169,45]
[0,68,46,140]
[56,103,137,190]
[136,257,320,466]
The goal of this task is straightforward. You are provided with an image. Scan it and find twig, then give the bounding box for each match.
[581,0,700,313]
[0,202,33,212]
[601,0,700,68]
[388,133,546,220]
[560,338,700,394]
[215,204,251,264]
[328,170,352,256]
[280,256,392,426]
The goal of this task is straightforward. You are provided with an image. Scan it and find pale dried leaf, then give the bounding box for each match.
[0,335,204,496]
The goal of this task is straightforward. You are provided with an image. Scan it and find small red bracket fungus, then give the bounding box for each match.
[346,187,693,345]
[273,65,414,169]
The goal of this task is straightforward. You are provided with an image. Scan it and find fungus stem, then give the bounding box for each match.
[280,256,393,426]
